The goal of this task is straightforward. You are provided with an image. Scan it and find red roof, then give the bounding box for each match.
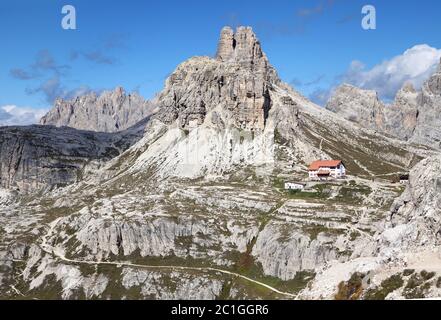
[308,160,342,171]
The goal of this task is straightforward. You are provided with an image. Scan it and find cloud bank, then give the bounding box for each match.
[0,105,49,127]
[309,44,441,105]
[340,44,441,100]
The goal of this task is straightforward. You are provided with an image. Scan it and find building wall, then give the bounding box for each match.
[309,164,346,179]
[285,182,304,190]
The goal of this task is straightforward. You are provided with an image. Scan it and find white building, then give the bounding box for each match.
[284,182,306,191]
[308,160,346,180]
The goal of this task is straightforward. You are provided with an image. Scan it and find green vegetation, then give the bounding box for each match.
[274,180,373,206]
[272,177,285,190]
[420,270,436,281]
[364,270,437,300]
[225,237,315,295]
[365,274,404,300]
[286,189,326,200]
[302,224,345,241]
[108,149,141,171]
[403,273,429,299]
[217,280,233,300]
[403,269,415,277]
[273,179,330,201]
[334,185,372,205]
[14,274,66,300]
[96,264,147,300]
[272,159,378,204]
[175,235,194,250]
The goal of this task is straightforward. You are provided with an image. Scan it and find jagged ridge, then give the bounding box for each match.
[40,87,156,133]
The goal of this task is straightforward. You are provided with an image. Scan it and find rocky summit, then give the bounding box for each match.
[40,87,156,133]
[155,26,279,131]
[326,84,386,131]
[1,26,441,301]
[326,58,441,149]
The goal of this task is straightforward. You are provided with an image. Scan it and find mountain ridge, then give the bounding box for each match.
[39,86,156,133]
[326,58,441,149]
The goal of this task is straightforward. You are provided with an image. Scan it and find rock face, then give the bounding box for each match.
[40,87,155,133]
[326,59,441,149]
[409,60,441,148]
[253,222,339,281]
[385,83,419,140]
[216,26,269,69]
[385,155,441,250]
[216,27,236,62]
[0,122,146,192]
[326,84,386,131]
[155,26,279,131]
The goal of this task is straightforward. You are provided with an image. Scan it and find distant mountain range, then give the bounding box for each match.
[39,86,156,133]
[326,59,441,149]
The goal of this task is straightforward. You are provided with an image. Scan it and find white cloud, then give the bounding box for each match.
[0,105,49,127]
[341,44,441,100]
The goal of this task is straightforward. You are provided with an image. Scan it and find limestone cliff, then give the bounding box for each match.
[326,58,441,149]
[40,87,156,133]
[155,26,279,131]
[325,84,386,131]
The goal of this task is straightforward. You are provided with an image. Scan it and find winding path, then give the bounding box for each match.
[39,218,299,299]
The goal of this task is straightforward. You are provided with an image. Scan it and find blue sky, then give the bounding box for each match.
[1,0,441,124]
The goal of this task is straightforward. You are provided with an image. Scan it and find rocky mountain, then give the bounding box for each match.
[386,155,441,250]
[326,84,386,131]
[1,26,440,300]
[40,87,156,133]
[125,26,426,181]
[155,26,278,131]
[409,59,441,148]
[385,82,419,140]
[326,58,441,149]
[0,119,148,192]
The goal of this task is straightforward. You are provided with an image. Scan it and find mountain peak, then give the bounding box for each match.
[216,26,267,68]
[114,86,126,96]
[424,57,441,95]
[40,86,154,132]
[326,83,385,130]
[332,83,379,99]
[156,26,279,131]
